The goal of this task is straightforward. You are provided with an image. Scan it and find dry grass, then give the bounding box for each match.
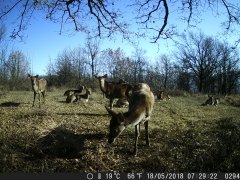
[0,90,240,172]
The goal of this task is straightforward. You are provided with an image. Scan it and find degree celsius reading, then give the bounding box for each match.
[105,172,121,179]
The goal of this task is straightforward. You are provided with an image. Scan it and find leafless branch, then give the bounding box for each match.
[66,0,79,31]
[11,0,30,39]
[221,0,239,30]
[87,0,127,38]
[153,0,169,43]
[134,0,169,43]
[0,0,22,19]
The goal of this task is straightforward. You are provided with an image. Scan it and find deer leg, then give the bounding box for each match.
[144,121,150,146]
[138,123,141,136]
[42,91,45,104]
[32,92,36,107]
[38,93,41,108]
[134,124,140,156]
[109,98,113,109]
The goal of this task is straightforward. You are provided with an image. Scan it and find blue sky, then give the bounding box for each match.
[2,1,239,75]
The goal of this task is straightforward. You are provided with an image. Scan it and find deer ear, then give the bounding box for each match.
[105,106,117,117]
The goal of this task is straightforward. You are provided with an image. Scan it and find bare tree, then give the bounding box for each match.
[0,1,239,43]
[54,48,76,86]
[155,54,175,89]
[0,48,8,85]
[85,36,100,78]
[46,46,88,87]
[0,23,8,85]
[132,47,148,83]
[6,50,30,80]
[176,32,240,94]
[0,23,6,42]
[3,50,30,89]
[101,48,133,81]
[216,42,240,94]
[176,32,220,93]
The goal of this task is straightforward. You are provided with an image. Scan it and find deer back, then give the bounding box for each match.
[128,84,154,123]
[105,81,132,99]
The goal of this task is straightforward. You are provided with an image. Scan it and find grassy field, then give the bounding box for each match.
[0,89,240,173]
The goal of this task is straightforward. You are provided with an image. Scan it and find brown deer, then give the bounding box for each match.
[202,95,220,106]
[28,74,47,107]
[105,83,155,156]
[94,74,132,109]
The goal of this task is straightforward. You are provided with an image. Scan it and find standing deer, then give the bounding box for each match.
[94,74,132,109]
[28,74,47,107]
[105,83,155,156]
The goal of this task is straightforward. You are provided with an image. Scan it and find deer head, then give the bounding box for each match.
[105,106,126,144]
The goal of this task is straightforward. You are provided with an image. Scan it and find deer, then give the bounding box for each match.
[105,83,155,156]
[113,98,129,108]
[94,74,132,109]
[157,90,170,101]
[64,85,85,96]
[66,88,91,103]
[28,74,47,108]
[66,94,77,103]
[202,95,220,106]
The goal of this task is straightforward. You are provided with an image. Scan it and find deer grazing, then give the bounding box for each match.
[94,74,132,109]
[202,95,220,106]
[28,74,47,107]
[105,83,155,156]
[66,88,91,103]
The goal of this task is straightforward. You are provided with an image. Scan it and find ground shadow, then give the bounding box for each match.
[58,100,66,103]
[27,126,105,159]
[209,117,240,171]
[57,112,108,117]
[138,117,240,172]
[0,101,21,107]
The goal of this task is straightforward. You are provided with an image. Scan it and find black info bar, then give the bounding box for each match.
[0,172,239,180]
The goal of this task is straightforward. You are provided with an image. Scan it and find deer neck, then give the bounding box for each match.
[32,79,39,92]
[123,110,145,127]
[99,78,107,94]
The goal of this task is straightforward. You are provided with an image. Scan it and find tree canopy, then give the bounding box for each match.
[0,0,239,44]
